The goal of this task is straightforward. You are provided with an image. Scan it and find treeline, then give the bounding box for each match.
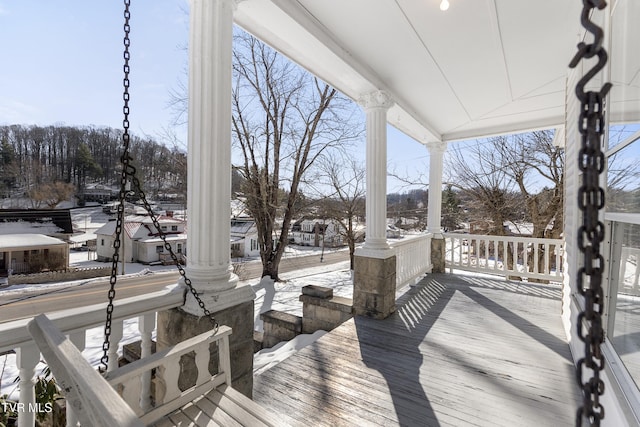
[0,124,187,203]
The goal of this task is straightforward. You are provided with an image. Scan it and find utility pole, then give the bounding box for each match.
[320,218,326,262]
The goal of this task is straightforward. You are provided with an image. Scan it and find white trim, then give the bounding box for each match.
[604,212,640,226]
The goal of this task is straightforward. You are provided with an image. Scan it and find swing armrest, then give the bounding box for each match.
[27,314,143,427]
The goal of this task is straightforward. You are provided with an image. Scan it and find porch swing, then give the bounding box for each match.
[25,1,281,426]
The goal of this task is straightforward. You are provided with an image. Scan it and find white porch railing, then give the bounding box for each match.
[391,233,433,287]
[0,286,185,427]
[444,233,563,282]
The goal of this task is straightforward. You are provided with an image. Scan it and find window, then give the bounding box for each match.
[603,0,640,397]
[177,243,182,253]
[101,239,105,246]
[607,220,640,387]
[171,225,178,231]
[156,245,164,253]
[160,225,167,231]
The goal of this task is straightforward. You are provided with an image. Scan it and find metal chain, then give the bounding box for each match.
[128,172,219,332]
[569,1,612,425]
[101,0,217,372]
[101,0,132,371]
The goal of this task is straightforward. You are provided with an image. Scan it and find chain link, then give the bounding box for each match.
[569,1,612,425]
[101,0,132,371]
[101,0,217,372]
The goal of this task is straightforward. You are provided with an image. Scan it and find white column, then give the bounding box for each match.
[184,0,253,314]
[359,91,394,252]
[426,141,447,236]
[186,0,237,290]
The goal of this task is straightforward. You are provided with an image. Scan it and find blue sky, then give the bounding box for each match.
[0,0,428,193]
[0,1,189,140]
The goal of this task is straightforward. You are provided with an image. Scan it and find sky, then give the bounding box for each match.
[0,0,429,194]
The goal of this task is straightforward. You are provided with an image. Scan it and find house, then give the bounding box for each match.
[230,218,259,258]
[0,233,68,275]
[290,218,343,247]
[95,214,187,265]
[0,209,74,241]
[82,184,117,203]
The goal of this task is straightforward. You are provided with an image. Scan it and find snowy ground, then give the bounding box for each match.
[0,206,407,399]
[0,243,357,400]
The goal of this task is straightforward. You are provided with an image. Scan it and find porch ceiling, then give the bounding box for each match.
[235,0,582,144]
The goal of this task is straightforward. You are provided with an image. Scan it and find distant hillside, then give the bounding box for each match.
[0,124,187,205]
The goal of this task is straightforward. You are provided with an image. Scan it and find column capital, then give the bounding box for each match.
[426,141,447,153]
[358,90,394,110]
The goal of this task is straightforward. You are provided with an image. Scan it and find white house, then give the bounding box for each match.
[230,218,259,259]
[290,218,343,247]
[95,214,187,265]
[0,233,69,275]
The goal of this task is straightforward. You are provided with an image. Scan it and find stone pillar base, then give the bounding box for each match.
[353,253,396,319]
[157,298,254,398]
[299,285,353,333]
[260,310,302,349]
[431,236,445,273]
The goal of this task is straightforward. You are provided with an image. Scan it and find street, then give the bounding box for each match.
[0,250,349,323]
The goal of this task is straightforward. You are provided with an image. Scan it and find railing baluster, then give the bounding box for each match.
[194,344,210,387]
[157,356,181,403]
[120,376,143,416]
[443,233,563,282]
[139,313,155,412]
[107,320,124,372]
[391,234,432,287]
[544,242,550,276]
[17,343,39,427]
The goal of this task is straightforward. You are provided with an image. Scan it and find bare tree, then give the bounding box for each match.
[232,32,361,280]
[447,139,521,236]
[495,131,564,238]
[320,154,366,270]
[447,130,564,281]
[28,181,76,208]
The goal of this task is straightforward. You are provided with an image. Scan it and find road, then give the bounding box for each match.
[0,250,349,323]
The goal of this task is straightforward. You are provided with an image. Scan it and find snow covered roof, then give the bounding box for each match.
[95,216,149,237]
[0,209,73,235]
[69,233,96,243]
[95,221,117,237]
[0,233,67,250]
[231,198,251,218]
[230,219,256,235]
[141,215,184,225]
[0,220,64,236]
[141,234,188,244]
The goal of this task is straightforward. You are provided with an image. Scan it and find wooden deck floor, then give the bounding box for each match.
[253,273,581,427]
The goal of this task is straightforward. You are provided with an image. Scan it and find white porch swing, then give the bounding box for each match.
[25,1,282,425]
